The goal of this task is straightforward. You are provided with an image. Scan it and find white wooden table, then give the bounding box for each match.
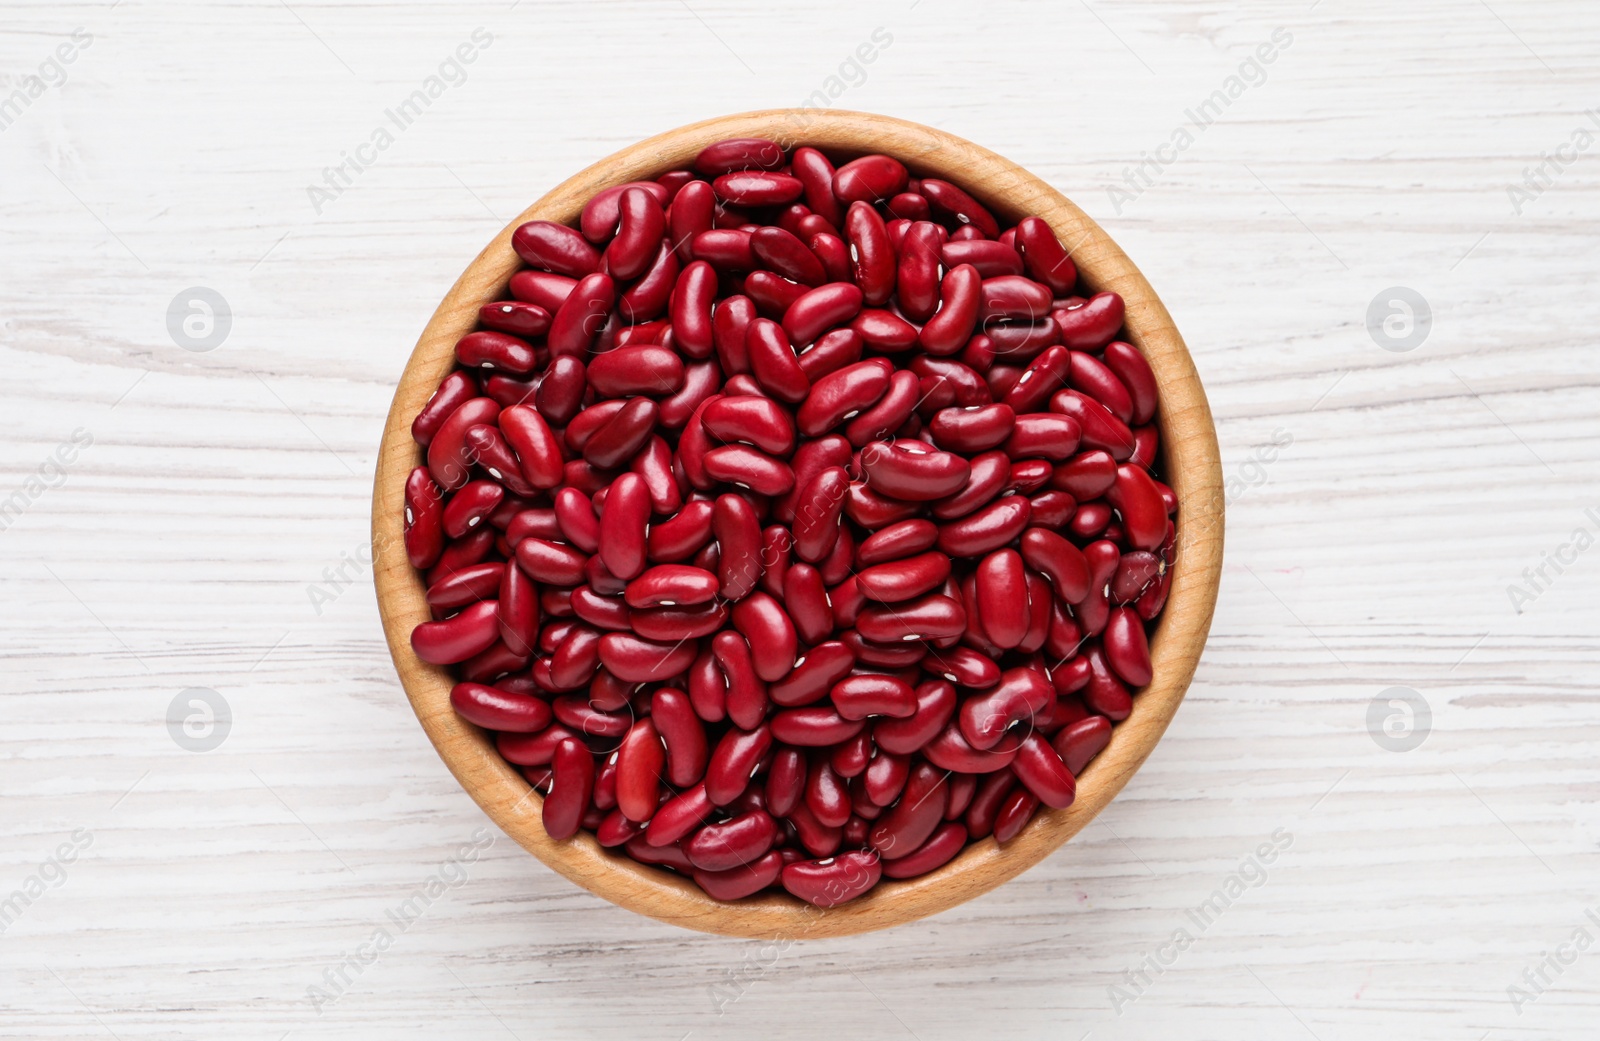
[3,1,1597,1037]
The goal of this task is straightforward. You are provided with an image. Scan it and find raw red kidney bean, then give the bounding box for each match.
[782,849,881,907]
[706,724,772,806]
[510,269,578,313]
[992,787,1039,844]
[1052,291,1126,351]
[958,666,1053,750]
[548,272,615,358]
[513,220,600,278]
[542,738,596,841]
[1103,606,1153,686]
[581,180,669,243]
[1054,714,1113,774]
[449,681,551,732]
[834,155,908,203]
[646,783,715,846]
[411,141,1176,901]
[942,239,1023,278]
[919,178,1000,237]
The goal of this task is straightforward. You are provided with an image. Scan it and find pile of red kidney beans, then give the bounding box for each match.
[403,137,1175,908]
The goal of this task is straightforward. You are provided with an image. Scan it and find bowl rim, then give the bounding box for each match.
[371,108,1224,939]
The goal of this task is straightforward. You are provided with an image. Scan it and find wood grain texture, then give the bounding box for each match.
[372,109,1223,938]
[2,0,1598,1037]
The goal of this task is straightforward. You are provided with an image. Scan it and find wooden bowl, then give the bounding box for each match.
[372,110,1223,938]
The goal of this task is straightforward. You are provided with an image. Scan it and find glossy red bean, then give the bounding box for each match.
[693,229,757,274]
[404,467,445,568]
[597,631,697,683]
[843,369,920,446]
[704,724,771,806]
[1050,389,1134,461]
[770,705,865,747]
[1013,216,1076,294]
[1012,732,1076,809]
[881,821,966,879]
[804,758,852,828]
[427,396,501,491]
[411,600,501,664]
[412,371,477,448]
[782,281,864,348]
[782,849,881,907]
[547,272,614,358]
[928,404,1015,454]
[1103,606,1153,687]
[630,600,727,641]
[710,630,768,730]
[685,810,779,873]
[1082,644,1132,720]
[936,495,1031,556]
[497,562,539,655]
[992,786,1039,844]
[581,180,669,243]
[1107,463,1167,551]
[860,440,970,501]
[1052,291,1125,351]
[587,346,685,400]
[745,318,810,404]
[856,593,966,643]
[702,395,796,456]
[855,519,938,566]
[623,565,718,608]
[541,738,595,841]
[868,762,947,860]
[694,137,784,175]
[941,239,1023,278]
[535,355,586,427]
[646,783,715,847]
[1054,714,1113,774]
[790,466,849,563]
[833,155,908,203]
[958,666,1053,750]
[493,404,561,490]
[730,592,798,682]
[750,226,826,287]
[512,220,600,277]
[603,187,666,280]
[598,473,650,580]
[1004,414,1082,463]
[1101,341,1158,425]
[714,170,803,206]
[455,330,537,376]
[669,180,715,261]
[509,269,578,313]
[896,222,944,323]
[855,552,952,603]
[831,674,917,720]
[614,719,665,822]
[1020,527,1091,603]
[449,681,551,732]
[703,444,794,496]
[974,549,1028,649]
[479,299,551,339]
[919,177,1000,237]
